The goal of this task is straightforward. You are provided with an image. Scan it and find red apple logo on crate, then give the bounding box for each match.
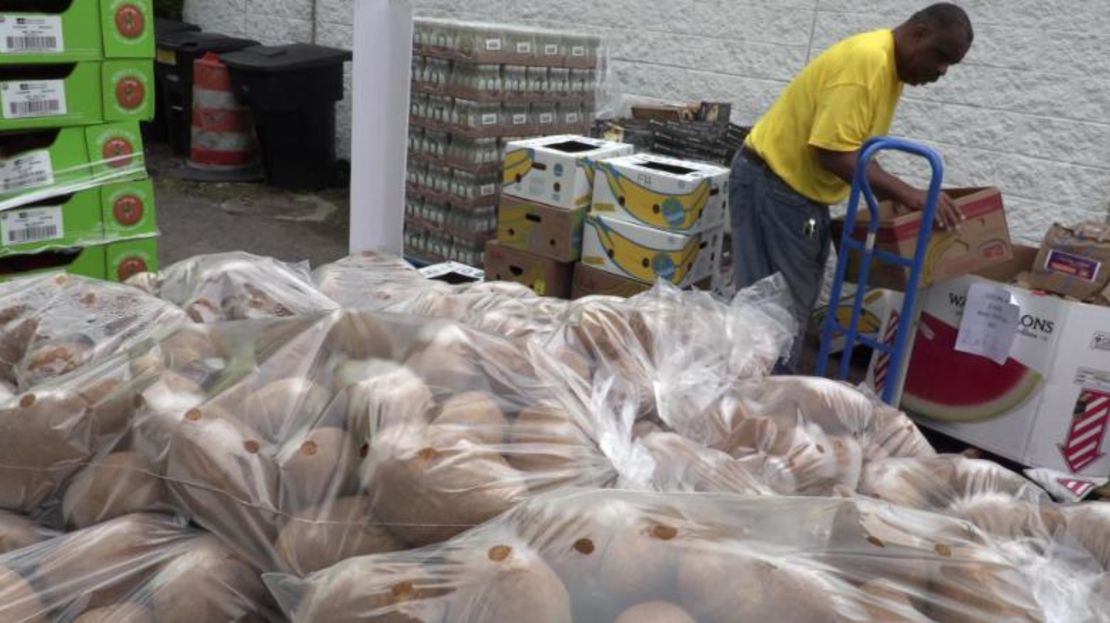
[116,77,145,111]
[113,195,144,226]
[116,5,146,39]
[103,138,134,169]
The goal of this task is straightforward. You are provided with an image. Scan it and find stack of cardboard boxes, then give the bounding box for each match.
[405,19,600,268]
[487,134,631,298]
[0,0,159,282]
[485,134,732,300]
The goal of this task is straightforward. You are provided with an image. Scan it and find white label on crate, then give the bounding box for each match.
[1076,368,1110,394]
[539,112,555,124]
[0,16,63,54]
[480,112,498,126]
[485,38,502,51]
[516,41,532,54]
[1,80,66,119]
[0,150,53,194]
[565,112,581,123]
[1,205,62,245]
[571,45,586,57]
[512,113,527,125]
[480,183,496,196]
[544,44,559,56]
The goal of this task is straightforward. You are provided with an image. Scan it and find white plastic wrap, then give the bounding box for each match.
[0,274,185,391]
[129,252,340,322]
[0,513,277,622]
[265,489,1110,623]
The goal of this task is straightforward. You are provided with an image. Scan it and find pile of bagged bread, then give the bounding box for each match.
[0,251,1106,622]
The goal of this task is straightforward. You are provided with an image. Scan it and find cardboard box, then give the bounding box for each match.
[890,256,1110,477]
[835,187,1013,291]
[101,177,156,240]
[590,153,729,233]
[811,288,904,355]
[484,239,572,298]
[581,214,723,288]
[572,262,651,298]
[497,195,586,262]
[0,121,147,207]
[0,243,107,281]
[0,60,154,130]
[1027,222,1110,302]
[0,0,154,64]
[501,135,632,210]
[106,234,157,282]
[0,187,102,256]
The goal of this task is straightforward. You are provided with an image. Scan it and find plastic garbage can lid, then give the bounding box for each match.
[158,31,260,53]
[154,18,200,38]
[220,43,353,73]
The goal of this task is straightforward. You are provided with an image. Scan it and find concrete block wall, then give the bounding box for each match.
[183,0,1110,242]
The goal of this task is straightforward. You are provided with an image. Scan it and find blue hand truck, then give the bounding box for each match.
[816,137,945,406]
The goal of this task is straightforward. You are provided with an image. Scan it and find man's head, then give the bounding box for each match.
[894,3,973,86]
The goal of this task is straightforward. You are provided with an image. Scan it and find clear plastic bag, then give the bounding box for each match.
[129,252,340,322]
[265,489,1109,623]
[0,274,185,391]
[0,513,277,622]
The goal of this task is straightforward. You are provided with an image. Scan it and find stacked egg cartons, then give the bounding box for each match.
[0,0,159,282]
[405,18,601,268]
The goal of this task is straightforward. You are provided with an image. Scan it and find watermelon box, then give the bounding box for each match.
[833,187,1014,291]
[884,245,1110,477]
[0,121,147,208]
[0,0,154,65]
[0,60,154,130]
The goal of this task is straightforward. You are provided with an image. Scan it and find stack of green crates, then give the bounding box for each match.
[0,0,159,283]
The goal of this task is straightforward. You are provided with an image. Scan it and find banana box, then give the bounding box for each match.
[502,135,632,210]
[834,187,1012,291]
[497,195,587,262]
[1,121,148,208]
[572,262,652,299]
[484,239,573,298]
[0,60,155,130]
[590,154,729,233]
[581,213,724,288]
[810,287,904,355]
[0,0,154,64]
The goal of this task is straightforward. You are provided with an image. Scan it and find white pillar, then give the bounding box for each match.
[349,0,413,255]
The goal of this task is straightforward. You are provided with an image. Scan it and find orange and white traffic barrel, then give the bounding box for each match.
[186,52,262,181]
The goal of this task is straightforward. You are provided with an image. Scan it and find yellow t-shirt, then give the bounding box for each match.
[747,29,904,205]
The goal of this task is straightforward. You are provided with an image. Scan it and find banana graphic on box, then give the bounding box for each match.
[500,136,634,210]
[583,216,706,285]
[502,148,534,187]
[595,161,714,230]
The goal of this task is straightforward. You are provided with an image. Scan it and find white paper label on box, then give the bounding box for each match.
[0,149,53,194]
[544,44,559,56]
[512,113,527,125]
[571,45,586,57]
[480,183,496,197]
[516,41,531,54]
[485,38,502,51]
[1,205,62,245]
[1092,331,1110,352]
[480,112,498,126]
[1,80,66,119]
[565,112,581,123]
[0,16,63,53]
[539,112,554,124]
[955,282,1021,365]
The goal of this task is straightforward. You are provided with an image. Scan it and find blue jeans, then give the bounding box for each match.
[729,153,831,373]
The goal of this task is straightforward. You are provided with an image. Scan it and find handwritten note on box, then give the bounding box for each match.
[955,282,1021,365]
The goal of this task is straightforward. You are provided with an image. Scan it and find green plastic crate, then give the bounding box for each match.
[100,176,156,240]
[0,60,154,130]
[0,186,102,256]
[0,0,154,64]
[0,243,107,282]
[0,121,147,207]
[105,232,156,281]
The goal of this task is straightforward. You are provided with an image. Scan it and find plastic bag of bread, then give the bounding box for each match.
[266,489,1097,623]
[312,251,436,309]
[859,455,1065,542]
[0,511,56,555]
[129,252,340,322]
[0,274,185,390]
[110,309,617,572]
[0,513,276,622]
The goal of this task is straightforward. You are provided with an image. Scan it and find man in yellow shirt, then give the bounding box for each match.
[731,2,973,372]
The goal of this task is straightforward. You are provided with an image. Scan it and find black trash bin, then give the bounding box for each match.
[155,31,259,155]
[143,19,201,143]
[221,43,353,191]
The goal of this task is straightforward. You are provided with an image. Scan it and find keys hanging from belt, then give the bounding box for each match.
[803,218,817,240]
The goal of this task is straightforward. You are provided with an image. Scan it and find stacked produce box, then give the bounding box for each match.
[0,0,159,283]
[405,18,601,267]
[489,134,631,298]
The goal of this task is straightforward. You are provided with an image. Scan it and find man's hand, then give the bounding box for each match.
[903,188,963,231]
